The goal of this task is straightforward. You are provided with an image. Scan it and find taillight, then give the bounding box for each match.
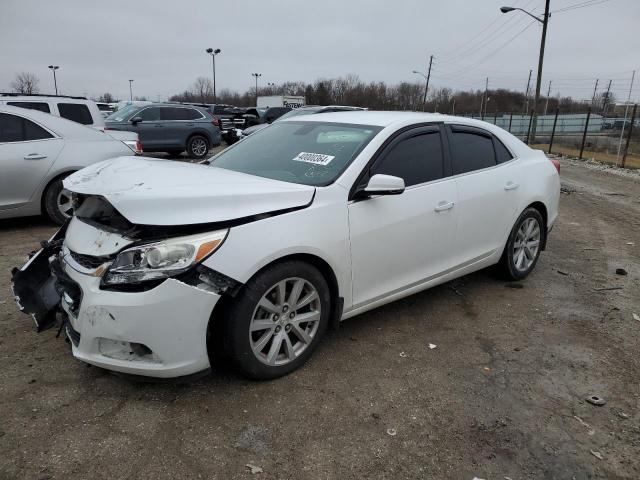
[212,116,220,127]
[551,158,560,173]
[135,140,143,154]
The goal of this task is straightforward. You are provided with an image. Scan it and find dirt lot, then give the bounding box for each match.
[0,158,638,479]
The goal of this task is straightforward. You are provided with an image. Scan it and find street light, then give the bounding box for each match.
[128,79,134,101]
[48,65,59,95]
[251,73,262,105]
[501,0,550,143]
[206,47,221,103]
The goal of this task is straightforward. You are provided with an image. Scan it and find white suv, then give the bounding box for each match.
[0,94,140,149]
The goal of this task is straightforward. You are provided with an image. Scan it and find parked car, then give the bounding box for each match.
[96,102,114,118]
[0,105,139,224]
[12,111,559,380]
[240,105,367,139]
[0,94,141,149]
[223,106,291,145]
[105,103,221,159]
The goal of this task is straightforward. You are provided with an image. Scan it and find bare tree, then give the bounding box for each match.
[11,72,40,94]
[98,92,115,103]
[192,77,213,103]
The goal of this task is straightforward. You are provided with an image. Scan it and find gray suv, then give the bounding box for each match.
[105,104,221,159]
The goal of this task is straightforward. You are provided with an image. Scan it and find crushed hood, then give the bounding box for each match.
[64,156,315,225]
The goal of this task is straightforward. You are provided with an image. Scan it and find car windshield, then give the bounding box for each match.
[276,107,323,121]
[106,105,138,121]
[210,121,382,186]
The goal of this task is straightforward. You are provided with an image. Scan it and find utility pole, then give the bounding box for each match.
[523,69,532,115]
[422,55,433,111]
[529,0,550,143]
[481,77,489,119]
[543,80,552,115]
[616,70,636,163]
[602,79,612,115]
[591,78,599,107]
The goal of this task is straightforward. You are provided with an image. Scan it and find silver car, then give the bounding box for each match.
[0,105,138,224]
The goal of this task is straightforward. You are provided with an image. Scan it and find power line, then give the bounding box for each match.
[552,0,612,13]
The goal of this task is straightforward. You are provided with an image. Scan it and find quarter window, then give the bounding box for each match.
[494,138,513,163]
[0,113,53,142]
[450,130,496,174]
[372,131,444,187]
[57,103,93,125]
[7,101,51,113]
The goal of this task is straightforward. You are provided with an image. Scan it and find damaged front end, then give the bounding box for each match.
[11,223,68,332]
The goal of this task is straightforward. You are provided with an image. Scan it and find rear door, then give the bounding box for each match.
[160,107,204,148]
[446,124,521,266]
[348,125,459,307]
[0,112,63,209]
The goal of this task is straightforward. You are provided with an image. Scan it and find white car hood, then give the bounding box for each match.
[64,156,315,225]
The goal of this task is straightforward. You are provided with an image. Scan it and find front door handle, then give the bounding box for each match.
[504,181,519,190]
[154,123,163,128]
[434,201,455,212]
[24,153,47,160]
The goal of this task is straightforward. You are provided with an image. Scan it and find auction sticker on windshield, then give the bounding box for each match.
[293,152,335,166]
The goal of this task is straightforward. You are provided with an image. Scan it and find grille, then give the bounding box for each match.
[66,322,81,347]
[69,250,110,269]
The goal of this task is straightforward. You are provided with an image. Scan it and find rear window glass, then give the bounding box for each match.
[7,101,51,113]
[450,131,496,174]
[161,107,202,121]
[0,113,53,142]
[57,103,93,125]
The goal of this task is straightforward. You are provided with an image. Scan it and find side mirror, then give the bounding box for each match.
[130,116,142,124]
[361,174,405,197]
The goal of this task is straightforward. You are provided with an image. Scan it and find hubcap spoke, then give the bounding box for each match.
[266,331,284,364]
[250,319,275,332]
[258,297,279,314]
[513,217,541,272]
[288,279,304,307]
[296,291,318,310]
[291,323,312,344]
[283,334,295,360]
[253,329,274,353]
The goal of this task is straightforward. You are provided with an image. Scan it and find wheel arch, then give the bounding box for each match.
[525,200,548,250]
[39,169,77,214]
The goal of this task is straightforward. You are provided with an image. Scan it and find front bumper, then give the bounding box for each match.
[13,233,222,378]
[60,262,220,378]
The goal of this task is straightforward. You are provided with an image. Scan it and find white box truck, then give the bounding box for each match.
[257,95,305,109]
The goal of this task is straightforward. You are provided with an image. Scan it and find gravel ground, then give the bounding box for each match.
[0,157,638,479]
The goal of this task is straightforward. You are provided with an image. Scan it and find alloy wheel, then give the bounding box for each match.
[191,138,207,157]
[249,277,321,366]
[56,188,73,219]
[513,217,541,272]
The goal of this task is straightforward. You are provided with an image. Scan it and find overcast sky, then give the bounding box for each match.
[1,0,638,103]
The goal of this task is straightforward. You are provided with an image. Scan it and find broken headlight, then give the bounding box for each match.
[101,230,228,286]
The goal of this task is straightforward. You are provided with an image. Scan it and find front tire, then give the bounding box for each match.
[224,261,331,379]
[186,135,209,159]
[43,176,73,225]
[499,207,545,280]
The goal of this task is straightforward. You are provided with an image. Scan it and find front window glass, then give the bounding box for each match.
[210,121,382,186]
[106,105,138,122]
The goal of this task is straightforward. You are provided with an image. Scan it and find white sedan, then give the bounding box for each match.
[12,111,560,380]
[0,105,141,224]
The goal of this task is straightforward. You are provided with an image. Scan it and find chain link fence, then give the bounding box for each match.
[459,106,639,169]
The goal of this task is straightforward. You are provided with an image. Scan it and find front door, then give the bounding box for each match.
[348,125,458,308]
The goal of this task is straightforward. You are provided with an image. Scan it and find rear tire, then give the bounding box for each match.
[186,135,209,159]
[43,176,72,225]
[499,207,545,281]
[223,261,331,380]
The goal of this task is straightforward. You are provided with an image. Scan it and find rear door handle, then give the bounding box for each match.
[24,153,47,160]
[154,123,163,127]
[504,181,519,190]
[434,201,455,212]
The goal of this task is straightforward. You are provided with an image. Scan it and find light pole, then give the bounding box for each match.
[206,48,221,103]
[251,73,261,105]
[48,65,59,95]
[128,79,134,101]
[501,0,550,143]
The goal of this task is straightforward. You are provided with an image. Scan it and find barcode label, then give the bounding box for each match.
[292,152,335,166]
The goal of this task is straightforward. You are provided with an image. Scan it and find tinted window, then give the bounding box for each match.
[57,103,93,125]
[450,130,496,174]
[137,107,161,121]
[7,101,51,113]
[0,113,53,142]
[494,137,513,163]
[161,107,202,121]
[373,131,443,186]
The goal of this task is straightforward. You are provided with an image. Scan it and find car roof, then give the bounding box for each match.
[0,105,106,139]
